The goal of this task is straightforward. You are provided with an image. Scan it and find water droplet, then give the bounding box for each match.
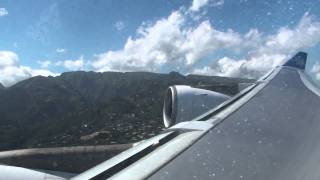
[232,160,237,166]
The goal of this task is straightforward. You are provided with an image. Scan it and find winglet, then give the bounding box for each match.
[283,52,307,70]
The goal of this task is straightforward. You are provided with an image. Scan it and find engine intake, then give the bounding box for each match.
[163,85,230,128]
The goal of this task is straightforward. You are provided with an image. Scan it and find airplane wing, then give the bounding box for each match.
[68,52,320,180]
[2,52,319,180]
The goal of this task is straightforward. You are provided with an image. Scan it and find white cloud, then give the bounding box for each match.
[37,60,51,68]
[91,11,320,79]
[92,11,242,72]
[261,13,320,55]
[0,51,18,67]
[190,0,209,12]
[182,21,242,65]
[0,51,58,87]
[92,11,185,72]
[193,54,286,78]
[0,8,8,17]
[56,48,67,53]
[115,21,125,31]
[311,62,320,80]
[190,0,224,12]
[21,66,57,77]
[62,56,85,71]
[193,12,320,78]
[212,0,224,7]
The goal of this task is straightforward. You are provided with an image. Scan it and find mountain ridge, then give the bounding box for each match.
[0,71,254,151]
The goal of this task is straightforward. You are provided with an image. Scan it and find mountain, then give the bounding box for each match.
[0,71,254,151]
[0,83,4,90]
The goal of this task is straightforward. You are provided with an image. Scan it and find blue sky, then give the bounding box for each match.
[1,0,320,86]
[0,0,185,68]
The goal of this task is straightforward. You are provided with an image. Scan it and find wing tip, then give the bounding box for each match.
[283,51,307,70]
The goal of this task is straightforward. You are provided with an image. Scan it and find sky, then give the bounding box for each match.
[1,0,320,86]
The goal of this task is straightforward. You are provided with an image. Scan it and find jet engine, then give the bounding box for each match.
[163,85,230,128]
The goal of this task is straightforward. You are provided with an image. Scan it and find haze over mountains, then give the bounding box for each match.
[0,71,254,151]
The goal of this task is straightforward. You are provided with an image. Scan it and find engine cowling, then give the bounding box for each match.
[163,85,230,128]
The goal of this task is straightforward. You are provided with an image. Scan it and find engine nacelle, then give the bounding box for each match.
[163,85,230,128]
